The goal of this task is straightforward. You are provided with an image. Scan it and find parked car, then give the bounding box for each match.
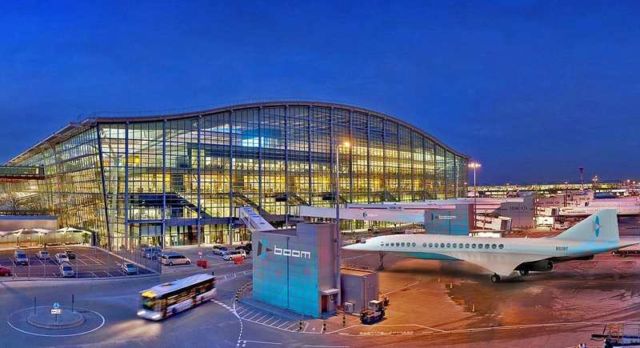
[160,252,191,266]
[143,247,162,259]
[223,249,246,261]
[65,250,76,260]
[55,253,70,264]
[59,262,75,277]
[235,243,252,253]
[14,250,29,265]
[0,266,12,276]
[121,263,138,275]
[36,250,50,260]
[212,245,228,255]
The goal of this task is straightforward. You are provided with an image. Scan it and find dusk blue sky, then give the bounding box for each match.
[1,1,638,184]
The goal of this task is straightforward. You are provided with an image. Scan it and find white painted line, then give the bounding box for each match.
[277,321,292,329]
[247,312,262,320]
[269,319,282,327]
[242,340,281,345]
[254,314,269,322]
[6,308,105,337]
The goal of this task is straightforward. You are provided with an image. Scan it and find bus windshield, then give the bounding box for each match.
[141,294,156,311]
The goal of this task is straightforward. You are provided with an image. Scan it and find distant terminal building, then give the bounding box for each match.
[0,102,467,250]
[472,182,633,198]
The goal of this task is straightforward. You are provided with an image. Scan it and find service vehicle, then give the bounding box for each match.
[360,300,385,325]
[14,250,29,265]
[137,274,217,320]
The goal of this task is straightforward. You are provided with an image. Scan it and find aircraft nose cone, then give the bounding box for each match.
[342,243,359,250]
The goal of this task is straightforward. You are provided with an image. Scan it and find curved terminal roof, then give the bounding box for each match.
[9,101,468,163]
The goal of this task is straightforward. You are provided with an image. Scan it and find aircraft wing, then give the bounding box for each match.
[447,252,545,277]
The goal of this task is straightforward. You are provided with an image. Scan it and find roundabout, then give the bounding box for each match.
[7,306,105,337]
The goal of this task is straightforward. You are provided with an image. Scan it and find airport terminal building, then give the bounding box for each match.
[0,102,468,250]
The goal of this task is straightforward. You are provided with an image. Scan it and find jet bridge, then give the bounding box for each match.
[239,206,275,233]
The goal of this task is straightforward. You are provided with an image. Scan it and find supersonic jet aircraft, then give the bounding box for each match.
[343,209,638,283]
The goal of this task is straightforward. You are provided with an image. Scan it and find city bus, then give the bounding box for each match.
[137,273,217,321]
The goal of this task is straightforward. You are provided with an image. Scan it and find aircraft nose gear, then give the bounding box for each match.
[490,274,501,283]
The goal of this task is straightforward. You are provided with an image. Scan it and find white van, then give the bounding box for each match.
[14,250,29,265]
[160,253,191,266]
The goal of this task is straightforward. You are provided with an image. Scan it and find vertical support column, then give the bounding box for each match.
[366,115,371,204]
[96,125,111,249]
[396,124,401,201]
[423,139,428,200]
[284,105,290,225]
[123,122,129,251]
[162,120,167,249]
[410,133,415,201]
[197,115,202,246]
[307,106,313,206]
[348,110,354,204]
[229,110,234,245]
[443,151,448,199]
[329,107,335,205]
[258,107,264,211]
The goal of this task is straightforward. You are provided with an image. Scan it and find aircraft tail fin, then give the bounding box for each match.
[554,209,619,242]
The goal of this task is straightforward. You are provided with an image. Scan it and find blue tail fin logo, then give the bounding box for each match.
[594,216,600,238]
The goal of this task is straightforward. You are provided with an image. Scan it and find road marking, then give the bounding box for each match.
[247,312,262,320]
[254,314,269,322]
[380,280,420,296]
[277,321,292,329]
[242,340,281,345]
[6,308,105,337]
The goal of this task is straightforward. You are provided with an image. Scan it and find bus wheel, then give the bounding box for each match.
[490,274,501,283]
[169,261,174,266]
[186,260,191,265]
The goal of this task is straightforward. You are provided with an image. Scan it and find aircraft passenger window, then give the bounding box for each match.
[499,244,504,249]
[412,242,416,247]
[465,243,470,248]
[472,244,476,248]
[440,243,445,248]
[401,242,405,247]
[396,242,400,247]
[491,244,497,249]
[458,243,463,248]
[478,244,483,249]
[446,243,451,248]
[428,243,432,248]
[485,244,490,249]
[452,243,457,248]
[422,243,427,247]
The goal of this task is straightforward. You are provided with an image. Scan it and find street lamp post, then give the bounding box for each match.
[334,140,350,308]
[468,161,481,230]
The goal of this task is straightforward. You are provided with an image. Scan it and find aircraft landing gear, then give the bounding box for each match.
[490,274,501,283]
[518,269,530,276]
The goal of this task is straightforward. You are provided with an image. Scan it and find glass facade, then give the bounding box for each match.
[4,102,468,250]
